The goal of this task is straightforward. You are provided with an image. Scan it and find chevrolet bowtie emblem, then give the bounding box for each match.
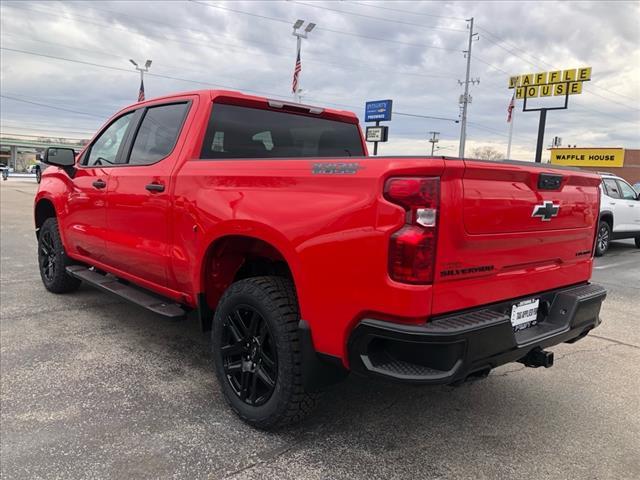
[532,201,560,221]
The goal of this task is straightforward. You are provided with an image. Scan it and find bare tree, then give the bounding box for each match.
[470,146,503,161]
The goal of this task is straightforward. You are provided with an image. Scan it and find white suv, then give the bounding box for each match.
[597,173,640,256]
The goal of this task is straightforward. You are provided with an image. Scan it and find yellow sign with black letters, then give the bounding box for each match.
[509,67,591,98]
[550,147,624,168]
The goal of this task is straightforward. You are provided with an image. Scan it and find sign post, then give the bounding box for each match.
[365,99,392,156]
[508,67,591,162]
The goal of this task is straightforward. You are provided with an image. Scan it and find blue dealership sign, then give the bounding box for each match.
[365,99,393,122]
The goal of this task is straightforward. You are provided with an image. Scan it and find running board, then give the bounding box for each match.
[66,266,187,318]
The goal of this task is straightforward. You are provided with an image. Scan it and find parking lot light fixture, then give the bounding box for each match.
[292,20,315,103]
[130,58,152,101]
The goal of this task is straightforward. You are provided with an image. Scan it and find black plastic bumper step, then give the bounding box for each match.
[66,266,186,318]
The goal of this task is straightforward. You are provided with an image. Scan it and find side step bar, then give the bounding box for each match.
[66,266,187,318]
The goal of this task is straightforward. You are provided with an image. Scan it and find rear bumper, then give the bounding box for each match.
[348,283,606,384]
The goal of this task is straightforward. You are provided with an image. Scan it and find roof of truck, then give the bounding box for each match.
[128,89,359,123]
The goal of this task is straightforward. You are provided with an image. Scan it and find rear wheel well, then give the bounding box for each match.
[200,236,294,330]
[600,212,613,230]
[35,199,56,237]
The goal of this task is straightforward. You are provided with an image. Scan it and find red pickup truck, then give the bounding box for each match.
[35,89,606,429]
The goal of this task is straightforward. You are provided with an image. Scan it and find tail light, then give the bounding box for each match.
[384,177,440,284]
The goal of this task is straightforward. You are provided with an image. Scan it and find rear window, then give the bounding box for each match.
[603,178,621,198]
[200,103,364,159]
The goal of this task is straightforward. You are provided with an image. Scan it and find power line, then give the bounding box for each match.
[473,55,509,75]
[0,94,105,118]
[0,131,89,141]
[590,83,639,102]
[189,0,461,51]
[466,122,510,138]
[3,2,459,80]
[587,90,640,112]
[1,48,460,124]
[347,1,465,21]
[1,124,95,135]
[292,1,467,33]
[475,26,556,70]
[475,25,640,106]
[392,111,458,123]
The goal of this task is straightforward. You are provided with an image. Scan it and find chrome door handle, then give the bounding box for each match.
[92,179,106,189]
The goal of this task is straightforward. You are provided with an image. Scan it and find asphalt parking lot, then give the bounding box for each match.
[1,178,639,480]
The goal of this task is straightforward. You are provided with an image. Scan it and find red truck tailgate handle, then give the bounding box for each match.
[145,183,165,193]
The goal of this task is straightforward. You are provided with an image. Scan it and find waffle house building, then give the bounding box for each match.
[549,148,640,184]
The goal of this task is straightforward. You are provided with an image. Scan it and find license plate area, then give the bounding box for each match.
[510,298,540,332]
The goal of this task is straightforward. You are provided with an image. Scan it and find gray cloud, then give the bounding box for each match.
[1,0,638,158]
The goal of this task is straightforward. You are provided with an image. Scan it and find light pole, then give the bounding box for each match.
[130,59,152,101]
[428,131,440,156]
[292,19,315,103]
[457,17,479,159]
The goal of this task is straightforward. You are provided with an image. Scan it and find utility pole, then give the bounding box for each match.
[428,131,440,156]
[130,59,152,101]
[292,20,316,103]
[458,17,479,159]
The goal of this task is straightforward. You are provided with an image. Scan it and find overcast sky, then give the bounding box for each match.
[1,0,639,160]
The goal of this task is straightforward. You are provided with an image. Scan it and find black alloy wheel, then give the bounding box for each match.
[221,305,278,407]
[595,221,610,257]
[39,229,57,282]
[37,217,81,293]
[212,276,317,429]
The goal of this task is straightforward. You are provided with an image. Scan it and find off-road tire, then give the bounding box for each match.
[38,217,81,293]
[212,276,317,429]
[595,220,611,257]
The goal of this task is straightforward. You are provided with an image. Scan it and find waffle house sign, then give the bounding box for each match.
[509,67,592,98]
[550,148,624,168]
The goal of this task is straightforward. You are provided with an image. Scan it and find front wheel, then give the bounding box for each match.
[212,276,317,429]
[38,218,81,293]
[595,220,611,257]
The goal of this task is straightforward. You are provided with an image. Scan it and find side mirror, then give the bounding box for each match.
[44,147,76,167]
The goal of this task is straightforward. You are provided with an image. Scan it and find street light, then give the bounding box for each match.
[292,19,316,103]
[130,58,152,101]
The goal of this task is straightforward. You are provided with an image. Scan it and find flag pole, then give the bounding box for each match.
[506,93,515,159]
[295,35,301,103]
[506,111,514,160]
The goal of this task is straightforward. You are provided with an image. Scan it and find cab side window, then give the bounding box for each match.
[617,180,637,200]
[85,113,134,166]
[128,103,189,166]
[603,179,621,199]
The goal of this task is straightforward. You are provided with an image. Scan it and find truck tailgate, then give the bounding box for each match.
[431,159,601,315]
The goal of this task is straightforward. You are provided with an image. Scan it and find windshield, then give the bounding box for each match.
[200,103,364,159]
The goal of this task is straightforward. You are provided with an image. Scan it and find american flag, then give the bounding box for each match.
[507,92,515,122]
[292,49,301,94]
[138,78,145,102]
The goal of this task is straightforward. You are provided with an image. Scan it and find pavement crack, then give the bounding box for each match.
[588,334,640,350]
[492,342,627,379]
[221,431,314,479]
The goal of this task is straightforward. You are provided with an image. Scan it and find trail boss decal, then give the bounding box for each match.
[312,162,363,175]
